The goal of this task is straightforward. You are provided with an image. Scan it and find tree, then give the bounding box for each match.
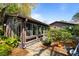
[0,4,19,23]
[0,3,37,23]
[72,13,79,21]
[20,3,37,16]
[6,4,19,14]
[19,3,32,16]
[0,3,36,16]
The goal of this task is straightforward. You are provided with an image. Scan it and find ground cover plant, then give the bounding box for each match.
[0,43,12,56]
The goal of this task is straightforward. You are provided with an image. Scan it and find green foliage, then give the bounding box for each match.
[0,43,11,56]
[0,3,36,16]
[0,28,4,36]
[72,25,79,36]
[42,30,53,46]
[0,36,8,40]
[5,37,19,48]
[47,30,53,42]
[72,13,79,20]
[65,25,79,36]
[0,26,5,40]
[0,36,19,48]
[64,26,74,35]
[51,28,72,41]
[60,31,72,41]
[42,38,51,46]
[0,25,19,48]
[6,4,19,14]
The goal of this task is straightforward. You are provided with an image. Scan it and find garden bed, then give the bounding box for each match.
[11,48,29,56]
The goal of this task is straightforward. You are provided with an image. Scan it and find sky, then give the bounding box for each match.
[31,3,79,24]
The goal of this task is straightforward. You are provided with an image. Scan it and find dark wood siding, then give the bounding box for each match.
[4,14,49,48]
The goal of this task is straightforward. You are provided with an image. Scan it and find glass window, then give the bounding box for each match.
[8,17,22,37]
[38,25,41,34]
[26,23,31,36]
[33,24,37,35]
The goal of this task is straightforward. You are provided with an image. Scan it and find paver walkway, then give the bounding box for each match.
[25,41,68,56]
[26,41,53,56]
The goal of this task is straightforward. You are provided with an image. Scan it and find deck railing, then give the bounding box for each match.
[18,34,43,48]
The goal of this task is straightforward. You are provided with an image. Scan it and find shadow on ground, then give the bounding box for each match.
[33,46,54,56]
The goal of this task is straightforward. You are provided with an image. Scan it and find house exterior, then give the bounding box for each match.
[49,21,77,29]
[3,14,49,48]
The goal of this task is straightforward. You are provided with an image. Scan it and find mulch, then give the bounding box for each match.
[11,48,29,56]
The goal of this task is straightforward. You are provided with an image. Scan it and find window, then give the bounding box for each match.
[8,17,22,37]
[41,26,43,34]
[26,23,31,36]
[26,23,34,36]
[17,25,21,37]
[38,25,41,34]
[33,24,37,35]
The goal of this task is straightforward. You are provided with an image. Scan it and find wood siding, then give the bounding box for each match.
[4,15,49,48]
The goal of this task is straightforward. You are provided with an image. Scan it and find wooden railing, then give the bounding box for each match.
[26,34,43,42]
[18,34,43,48]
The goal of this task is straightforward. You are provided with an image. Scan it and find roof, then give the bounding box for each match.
[25,16,49,26]
[49,21,78,25]
[5,14,49,26]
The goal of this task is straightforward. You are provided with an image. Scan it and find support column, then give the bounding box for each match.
[5,23,11,37]
[20,21,27,48]
[30,23,33,35]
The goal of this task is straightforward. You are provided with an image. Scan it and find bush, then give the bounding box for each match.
[65,25,79,37]
[5,37,19,48]
[0,29,4,36]
[42,38,51,46]
[0,43,11,56]
[0,27,4,38]
[0,35,19,48]
[73,25,79,36]
[0,36,8,40]
[42,30,53,46]
[64,26,74,34]
[60,31,73,41]
[51,29,73,42]
[6,4,19,14]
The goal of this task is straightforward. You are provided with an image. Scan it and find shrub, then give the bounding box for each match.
[73,25,79,36]
[0,43,11,56]
[42,38,51,46]
[51,29,73,42]
[0,29,4,36]
[0,27,4,38]
[0,35,19,48]
[47,30,53,42]
[42,30,53,46]
[51,29,61,41]
[65,25,79,37]
[64,26,74,34]
[60,31,73,41]
[5,37,19,48]
[6,4,19,14]
[0,36,8,40]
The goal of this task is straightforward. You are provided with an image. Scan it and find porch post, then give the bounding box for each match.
[20,21,27,48]
[5,23,11,37]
